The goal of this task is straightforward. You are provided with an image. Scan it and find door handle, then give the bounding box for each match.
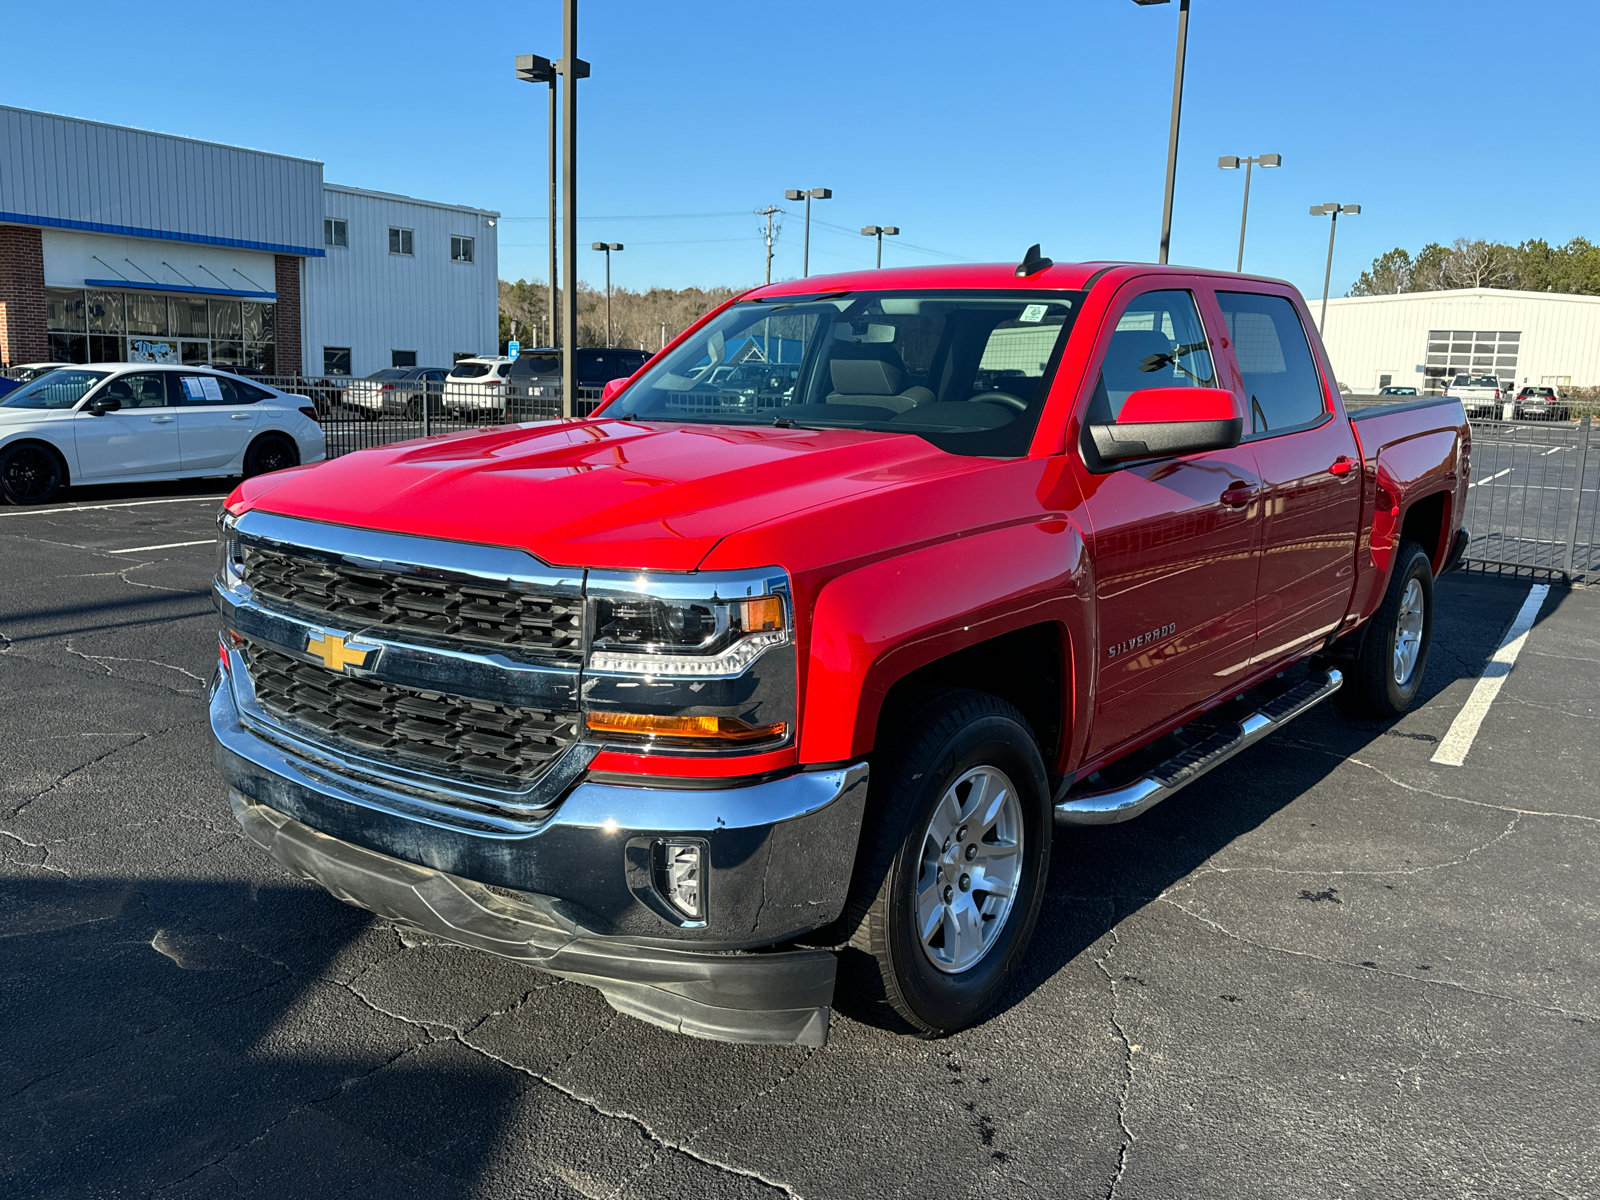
[1328,455,1354,476]
[150,415,176,423]
[230,412,252,420]
[1220,482,1256,508]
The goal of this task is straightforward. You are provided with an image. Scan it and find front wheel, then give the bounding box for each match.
[1336,538,1434,717]
[0,441,64,505]
[835,690,1051,1037]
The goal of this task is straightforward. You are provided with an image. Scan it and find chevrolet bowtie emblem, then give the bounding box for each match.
[306,631,374,673]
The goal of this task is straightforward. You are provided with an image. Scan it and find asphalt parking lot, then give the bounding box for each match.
[3,485,1597,1199]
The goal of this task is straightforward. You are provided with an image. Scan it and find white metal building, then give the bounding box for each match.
[1316,288,1600,394]
[0,105,498,378]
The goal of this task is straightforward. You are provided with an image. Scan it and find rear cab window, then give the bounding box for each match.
[1214,291,1327,435]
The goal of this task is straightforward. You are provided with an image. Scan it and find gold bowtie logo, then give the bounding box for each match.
[306,631,373,673]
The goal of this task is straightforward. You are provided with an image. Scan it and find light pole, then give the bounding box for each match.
[1133,0,1190,265]
[591,242,622,346]
[861,225,899,268]
[556,0,588,416]
[1310,203,1361,334]
[784,188,832,277]
[514,54,561,350]
[1217,153,1280,272]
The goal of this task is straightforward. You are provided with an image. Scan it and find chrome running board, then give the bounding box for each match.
[1053,669,1343,827]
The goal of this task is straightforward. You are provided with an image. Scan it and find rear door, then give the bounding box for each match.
[71,371,183,480]
[1209,287,1362,666]
[173,372,260,470]
[1078,284,1264,760]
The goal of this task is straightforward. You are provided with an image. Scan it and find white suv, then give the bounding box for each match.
[443,357,513,414]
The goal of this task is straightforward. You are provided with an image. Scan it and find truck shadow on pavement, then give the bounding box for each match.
[1001,570,1558,1021]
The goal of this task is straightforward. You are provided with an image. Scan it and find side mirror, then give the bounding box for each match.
[599,376,628,406]
[1088,387,1243,463]
[87,396,122,416]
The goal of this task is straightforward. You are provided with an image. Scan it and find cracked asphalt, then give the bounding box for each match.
[3,481,1597,1199]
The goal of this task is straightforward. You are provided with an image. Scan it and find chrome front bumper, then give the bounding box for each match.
[211,671,868,1044]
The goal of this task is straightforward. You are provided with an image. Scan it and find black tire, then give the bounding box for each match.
[1336,539,1433,718]
[243,433,299,479]
[0,441,65,505]
[405,396,423,421]
[835,690,1051,1037]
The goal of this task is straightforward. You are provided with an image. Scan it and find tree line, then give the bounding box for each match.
[1351,237,1600,296]
[498,279,740,353]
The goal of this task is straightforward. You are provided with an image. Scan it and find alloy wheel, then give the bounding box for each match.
[915,765,1024,974]
[1393,577,1425,685]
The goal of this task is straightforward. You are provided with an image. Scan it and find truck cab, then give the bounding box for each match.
[210,258,1469,1045]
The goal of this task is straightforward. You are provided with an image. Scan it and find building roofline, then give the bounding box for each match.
[0,104,324,168]
[323,183,499,219]
[1323,287,1600,307]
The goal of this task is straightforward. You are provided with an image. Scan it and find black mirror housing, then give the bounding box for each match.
[88,397,122,415]
[1088,417,1243,463]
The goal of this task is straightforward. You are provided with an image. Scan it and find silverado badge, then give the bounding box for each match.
[306,631,374,673]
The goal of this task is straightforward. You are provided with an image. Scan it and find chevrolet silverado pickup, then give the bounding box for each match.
[211,255,1470,1046]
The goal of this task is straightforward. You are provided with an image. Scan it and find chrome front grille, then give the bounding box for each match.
[240,544,583,663]
[243,641,580,787]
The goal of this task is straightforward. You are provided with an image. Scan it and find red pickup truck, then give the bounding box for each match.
[211,256,1470,1046]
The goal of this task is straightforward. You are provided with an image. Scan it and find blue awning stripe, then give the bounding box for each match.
[0,210,325,258]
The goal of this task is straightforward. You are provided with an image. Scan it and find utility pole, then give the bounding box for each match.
[757,206,780,285]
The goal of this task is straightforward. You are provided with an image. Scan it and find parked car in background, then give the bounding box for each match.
[442,357,513,415]
[1378,385,1417,397]
[1513,385,1568,421]
[506,348,650,413]
[0,362,70,399]
[0,364,325,505]
[344,367,450,419]
[1444,373,1504,418]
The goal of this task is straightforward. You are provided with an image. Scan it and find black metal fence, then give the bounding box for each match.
[1459,414,1597,583]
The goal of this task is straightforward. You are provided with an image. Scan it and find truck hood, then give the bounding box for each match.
[235,417,978,571]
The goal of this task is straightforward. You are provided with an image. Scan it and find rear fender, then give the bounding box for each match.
[1351,430,1459,624]
[799,518,1090,769]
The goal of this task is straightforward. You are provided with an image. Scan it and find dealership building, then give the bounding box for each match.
[0,105,498,378]
[1316,288,1600,395]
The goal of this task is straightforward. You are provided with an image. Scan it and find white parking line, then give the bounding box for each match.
[0,496,227,518]
[1468,468,1513,488]
[1541,446,1568,456]
[1431,583,1550,768]
[108,540,213,554]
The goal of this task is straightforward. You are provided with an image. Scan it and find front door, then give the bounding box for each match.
[71,372,182,480]
[1212,289,1362,666]
[174,372,260,470]
[1078,287,1264,761]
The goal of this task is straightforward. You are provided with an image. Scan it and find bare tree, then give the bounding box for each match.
[1440,239,1517,289]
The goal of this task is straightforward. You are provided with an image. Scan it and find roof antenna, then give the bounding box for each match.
[1015,243,1053,277]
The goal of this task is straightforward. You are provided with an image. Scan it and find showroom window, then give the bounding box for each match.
[324,347,352,376]
[324,218,348,248]
[1423,329,1519,393]
[389,227,414,256]
[392,350,417,368]
[42,287,276,371]
[451,235,474,263]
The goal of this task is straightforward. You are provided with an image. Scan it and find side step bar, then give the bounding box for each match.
[1053,669,1344,827]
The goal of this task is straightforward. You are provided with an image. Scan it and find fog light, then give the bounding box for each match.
[653,840,703,921]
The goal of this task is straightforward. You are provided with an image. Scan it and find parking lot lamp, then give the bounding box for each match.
[556,0,589,417]
[514,53,562,352]
[860,225,899,268]
[1309,202,1360,334]
[592,243,622,347]
[1217,153,1280,272]
[784,188,832,277]
[1133,0,1189,264]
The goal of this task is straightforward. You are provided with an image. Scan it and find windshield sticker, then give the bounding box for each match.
[1019,304,1049,324]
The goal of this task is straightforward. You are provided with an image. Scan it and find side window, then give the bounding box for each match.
[175,373,252,405]
[1087,290,1215,423]
[1215,292,1325,434]
[102,373,171,408]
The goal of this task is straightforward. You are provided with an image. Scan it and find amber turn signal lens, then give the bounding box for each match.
[586,712,787,741]
[736,596,784,633]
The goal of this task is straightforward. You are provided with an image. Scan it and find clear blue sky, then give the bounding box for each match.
[4,0,1594,298]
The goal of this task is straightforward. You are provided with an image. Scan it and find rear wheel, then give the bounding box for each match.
[0,441,65,505]
[1336,539,1433,717]
[243,433,299,479]
[835,690,1051,1037]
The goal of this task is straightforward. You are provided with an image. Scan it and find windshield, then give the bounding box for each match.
[609,290,1084,456]
[364,369,406,381]
[450,362,493,379]
[512,353,561,375]
[0,369,110,409]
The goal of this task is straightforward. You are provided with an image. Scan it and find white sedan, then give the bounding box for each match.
[0,364,326,505]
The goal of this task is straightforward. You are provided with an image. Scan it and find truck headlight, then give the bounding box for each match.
[216,510,244,589]
[587,573,789,677]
